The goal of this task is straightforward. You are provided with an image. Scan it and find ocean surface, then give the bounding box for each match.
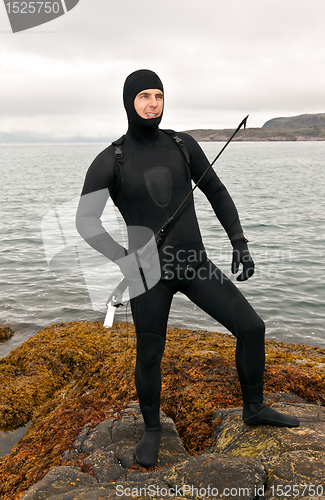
[1,141,325,359]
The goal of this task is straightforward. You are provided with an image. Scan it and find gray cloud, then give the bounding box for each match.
[1,0,324,139]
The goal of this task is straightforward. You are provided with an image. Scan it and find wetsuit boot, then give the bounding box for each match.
[134,333,165,466]
[135,422,161,467]
[243,402,300,427]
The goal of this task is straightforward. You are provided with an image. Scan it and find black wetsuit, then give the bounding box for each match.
[77,86,265,410]
[76,70,298,465]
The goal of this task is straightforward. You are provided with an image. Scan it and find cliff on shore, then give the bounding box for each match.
[0,321,325,499]
[185,112,325,142]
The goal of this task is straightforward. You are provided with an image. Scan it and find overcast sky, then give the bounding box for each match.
[1,0,325,140]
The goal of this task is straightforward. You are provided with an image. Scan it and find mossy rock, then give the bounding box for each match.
[19,403,267,500]
[211,403,325,499]
[0,326,14,342]
[212,403,325,460]
[265,450,325,500]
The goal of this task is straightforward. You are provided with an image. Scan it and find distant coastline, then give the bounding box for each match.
[1,113,325,143]
[184,126,325,142]
[184,112,325,142]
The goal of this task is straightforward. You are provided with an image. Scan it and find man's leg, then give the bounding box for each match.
[130,280,174,466]
[182,259,300,427]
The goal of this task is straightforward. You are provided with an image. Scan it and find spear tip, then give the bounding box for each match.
[243,114,249,129]
[236,115,249,133]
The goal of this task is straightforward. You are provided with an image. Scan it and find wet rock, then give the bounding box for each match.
[265,450,325,500]
[212,403,325,498]
[20,402,325,500]
[36,489,117,499]
[81,418,115,454]
[112,404,138,469]
[111,401,189,469]
[72,423,91,452]
[212,403,325,460]
[20,466,98,500]
[21,402,189,500]
[113,453,266,500]
[83,448,123,483]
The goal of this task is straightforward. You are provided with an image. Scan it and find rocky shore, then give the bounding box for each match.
[185,112,325,142]
[1,321,325,499]
[184,127,325,142]
[19,401,325,500]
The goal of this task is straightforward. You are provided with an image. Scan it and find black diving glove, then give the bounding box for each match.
[231,240,255,281]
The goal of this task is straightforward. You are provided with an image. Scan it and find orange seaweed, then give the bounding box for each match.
[0,320,324,499]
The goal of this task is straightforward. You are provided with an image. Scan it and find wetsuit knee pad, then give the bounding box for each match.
[234,299,265,341]
[136,333,166,367]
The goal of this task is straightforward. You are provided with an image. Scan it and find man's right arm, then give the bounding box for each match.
[75,147,126,262]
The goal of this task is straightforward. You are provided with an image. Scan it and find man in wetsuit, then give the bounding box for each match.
[76,69,300,467]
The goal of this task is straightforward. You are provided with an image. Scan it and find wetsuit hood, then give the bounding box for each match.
[123,69,164,145]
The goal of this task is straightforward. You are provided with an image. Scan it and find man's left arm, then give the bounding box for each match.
[179,132,254,281]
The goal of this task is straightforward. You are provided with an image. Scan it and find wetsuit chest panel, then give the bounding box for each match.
[110,135,204,251]
[117,145,192,226]
[144,166,172,207]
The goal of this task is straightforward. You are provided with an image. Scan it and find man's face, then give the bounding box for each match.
[134,89,164,119]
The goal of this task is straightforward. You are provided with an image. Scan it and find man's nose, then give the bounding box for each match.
[149,97,158,107]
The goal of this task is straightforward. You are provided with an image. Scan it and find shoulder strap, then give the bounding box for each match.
[112,135,125,182]
[162,129,191,166]
[111,130,191,185]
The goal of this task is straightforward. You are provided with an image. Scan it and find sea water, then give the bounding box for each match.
[1,141,324,359]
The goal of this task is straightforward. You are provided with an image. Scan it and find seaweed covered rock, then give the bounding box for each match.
[113,453,266,500]
[20,402,325,500]
[20,466,99,500]
[0,325,14,342]
[1,320,325,434]
[21,402,266,500]
[0,321,132,429]
[266,451,325,500]
[212,403,325,499]
[1,320,325,499]
[60,401,189,476]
